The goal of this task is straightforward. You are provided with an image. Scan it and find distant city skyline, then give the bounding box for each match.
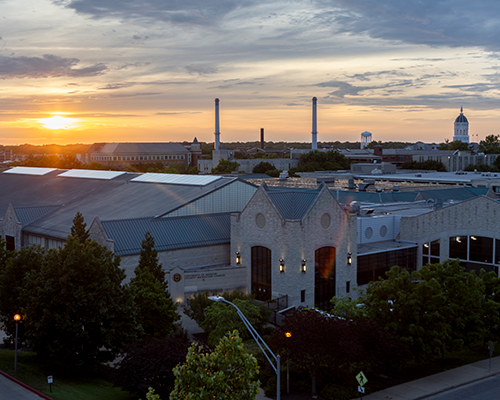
[1,0,500,145]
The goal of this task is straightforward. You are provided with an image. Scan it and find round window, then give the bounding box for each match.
[256,213,266,229]
[380,225,388,238]
[321,213,331,229]
[365,227,373,239]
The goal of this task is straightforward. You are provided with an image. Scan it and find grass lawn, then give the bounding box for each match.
[0,349,138,400]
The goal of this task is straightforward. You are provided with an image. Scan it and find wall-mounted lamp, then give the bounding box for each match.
[279,258,285,273]
[301,259,307,273]
[235,251,241,265]
[471,236,477,241]
[347,252,352,265]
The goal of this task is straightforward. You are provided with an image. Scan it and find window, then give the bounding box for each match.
[449,236,467,260]
[251,246,271,301]
[315,247,336,310]
[357,247,417,286]
[301,290,305,303]
[5,235,15,251]
[469,236,493,264]
[346,281,350,294]
[422,239,440,266]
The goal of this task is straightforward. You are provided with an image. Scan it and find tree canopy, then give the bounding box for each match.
[170,330,260,400]
[21,236,139,364]
[70,211,90,244]
[131,232,179,338]
[361,260,488,360]
[479,134,500,154]
[211,159,240,173]
[115,337,189,399]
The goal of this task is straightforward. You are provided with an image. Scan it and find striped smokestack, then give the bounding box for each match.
[214,98,220,150]
[312,97,318,150]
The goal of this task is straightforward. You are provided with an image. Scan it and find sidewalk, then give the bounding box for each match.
[362,355,500,400]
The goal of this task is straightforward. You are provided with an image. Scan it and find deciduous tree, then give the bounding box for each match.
[170,331,260,400]
[22,236,139,365]
[115,337,189,399]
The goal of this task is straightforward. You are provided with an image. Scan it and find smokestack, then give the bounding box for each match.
[312,97,317,150]
[214,98,220,150]
[260,128,264,149]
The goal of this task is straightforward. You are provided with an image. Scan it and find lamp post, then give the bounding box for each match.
[14,314,20,374]
[285,331,291,394]
[208,296,281,400]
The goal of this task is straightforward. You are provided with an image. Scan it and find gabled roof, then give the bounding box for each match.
[266,187,321,220]
[15,205,62,226]
[101,213,231,256]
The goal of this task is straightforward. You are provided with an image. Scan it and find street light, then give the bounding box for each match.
[14,314,20,374]
[208,296,281,400]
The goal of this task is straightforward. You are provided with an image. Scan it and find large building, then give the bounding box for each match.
[1,166,499,312]
[86,139,202,169]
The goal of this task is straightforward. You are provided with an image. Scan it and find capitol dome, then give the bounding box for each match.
[453,106,469,143]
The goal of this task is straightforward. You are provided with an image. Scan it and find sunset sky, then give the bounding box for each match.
[1,0,500,146]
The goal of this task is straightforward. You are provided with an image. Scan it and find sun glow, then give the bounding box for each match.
[37,115,80,130]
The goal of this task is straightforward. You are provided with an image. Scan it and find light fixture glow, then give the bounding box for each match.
[279,258,285,273]
[301,259,306,273]
[14,314,21,321]
[235,251,241,265]
[347,252,352,265]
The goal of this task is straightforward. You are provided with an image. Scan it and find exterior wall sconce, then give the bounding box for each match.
[279,258,285,273]
[347,252,352,265]
[301,259,307,273]
[235,251,241,265]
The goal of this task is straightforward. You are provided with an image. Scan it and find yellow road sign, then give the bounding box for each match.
[356,371,368,387]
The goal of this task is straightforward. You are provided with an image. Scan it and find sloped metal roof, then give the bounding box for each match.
[101,213,231,256]
[266,188,320,220]
[15,205,62,226]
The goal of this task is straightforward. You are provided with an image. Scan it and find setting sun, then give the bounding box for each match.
[37,115,80,130]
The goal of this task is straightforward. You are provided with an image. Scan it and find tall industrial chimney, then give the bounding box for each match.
[312,97,318,150]
[260,128,264,149]
[214,98,220,150]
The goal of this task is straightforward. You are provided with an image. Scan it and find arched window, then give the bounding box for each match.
[315,246,336,310]
[251,246,272,301]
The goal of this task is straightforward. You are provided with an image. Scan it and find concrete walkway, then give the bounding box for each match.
[0,373,48,400]
[362,356,500,400]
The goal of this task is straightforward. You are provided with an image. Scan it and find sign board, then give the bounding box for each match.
[47,376,53,384]
[356,371,368,387]
[358,386,365,394]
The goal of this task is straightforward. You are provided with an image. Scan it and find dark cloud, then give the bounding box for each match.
[53,0,255,26]
[314,80,377,97]
[98,83,135,90]
[0,54,107,79]
[346,70,411,82]
[185,64,218,76]
[319,0,500,51]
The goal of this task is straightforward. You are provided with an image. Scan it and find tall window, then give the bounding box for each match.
[5,235,15,251]
[422,239,440,266]
[315,247,336,310]
[251,246,271,301]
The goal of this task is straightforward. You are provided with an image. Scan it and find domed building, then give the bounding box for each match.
[453,106,469,143]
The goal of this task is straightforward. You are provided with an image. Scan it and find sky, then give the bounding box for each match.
[1,0,500,146]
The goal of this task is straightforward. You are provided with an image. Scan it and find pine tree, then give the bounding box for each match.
[70,211,90,244]
[135,232,166,289]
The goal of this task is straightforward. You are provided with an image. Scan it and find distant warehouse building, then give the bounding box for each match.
[85,138,203,169]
